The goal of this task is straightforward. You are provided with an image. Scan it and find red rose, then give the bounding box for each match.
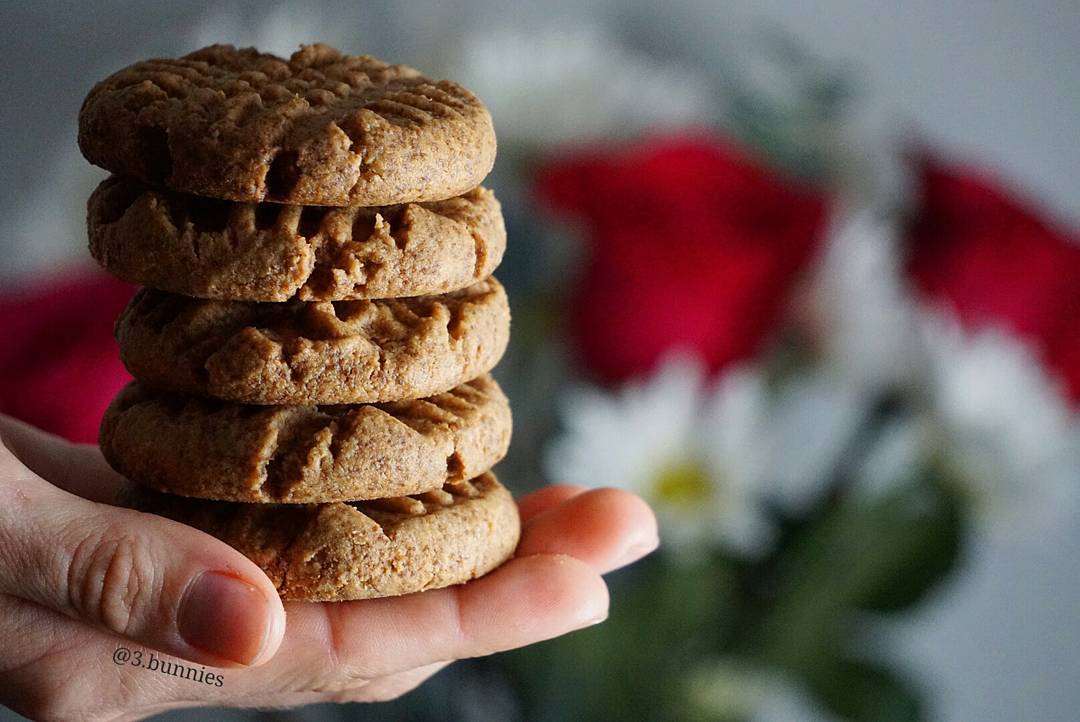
[905,154,1080,404]
[536,132,827,383]
[0,272,134,443]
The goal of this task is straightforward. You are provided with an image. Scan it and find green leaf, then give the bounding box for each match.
[851,468,965,611]
[500,555,745,721]
[807,657,923,722]
[791,464,965,612]
[753,465,965,672]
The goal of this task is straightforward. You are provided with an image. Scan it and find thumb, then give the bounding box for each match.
[0,459,285,668]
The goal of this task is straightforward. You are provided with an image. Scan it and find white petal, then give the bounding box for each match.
[765,372,870,513]
[700,366,771,482]
[811,206,920,393]
[853,414,933,500]
[920,311,1080,529]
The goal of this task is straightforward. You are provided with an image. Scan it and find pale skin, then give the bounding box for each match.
[0,414,659,721]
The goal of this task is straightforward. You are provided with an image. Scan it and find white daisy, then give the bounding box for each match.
[545,354,772,557]
[810,203,1080,529]
[544,354,868,557]
[917,312,1080,530]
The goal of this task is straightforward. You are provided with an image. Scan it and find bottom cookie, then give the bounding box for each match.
[118,473,519,601]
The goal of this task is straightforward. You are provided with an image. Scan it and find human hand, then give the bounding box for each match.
[0,414,658,721]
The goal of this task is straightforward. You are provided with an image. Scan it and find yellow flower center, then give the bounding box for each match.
[652,459,713,508]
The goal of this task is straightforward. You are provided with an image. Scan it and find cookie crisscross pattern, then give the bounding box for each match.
[89,177,505,301]
[101,377,512,503]
[79,44,496,205]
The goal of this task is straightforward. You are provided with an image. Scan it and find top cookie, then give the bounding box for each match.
[78,44,496,206]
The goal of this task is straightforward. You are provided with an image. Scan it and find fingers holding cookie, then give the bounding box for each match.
[266,552,607,685]
[517,487,660,574]
[0,478,656,717]
[0,413,126,504]
[515,483,588,523]
[42,38,660,721]
[255,481,664,687]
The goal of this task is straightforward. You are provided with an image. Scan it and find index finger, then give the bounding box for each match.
[0,414,124,503]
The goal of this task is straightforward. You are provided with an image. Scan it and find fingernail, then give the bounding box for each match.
[574,603,608,630]
[615,534,660,568]
[574,587,609,629]
[178,571,279,666]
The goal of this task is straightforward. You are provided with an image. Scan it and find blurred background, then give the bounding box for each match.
[2,2,1079,720]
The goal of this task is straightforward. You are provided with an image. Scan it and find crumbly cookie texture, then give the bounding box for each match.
[119,473,520,601]
[116,278,510,405]
[88,176,506,302]
[79,43,496,206]
[100,376,512,503]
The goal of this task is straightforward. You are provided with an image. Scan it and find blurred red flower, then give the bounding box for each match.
[536,132,827,383]
[0,272,134,443]
[906,155,1080,404]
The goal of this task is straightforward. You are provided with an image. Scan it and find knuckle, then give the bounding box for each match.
[63,526,161,636]
[447,586,469,650]
[322,604,380,681]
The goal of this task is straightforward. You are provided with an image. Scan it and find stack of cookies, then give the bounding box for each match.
[77,44,519,601]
